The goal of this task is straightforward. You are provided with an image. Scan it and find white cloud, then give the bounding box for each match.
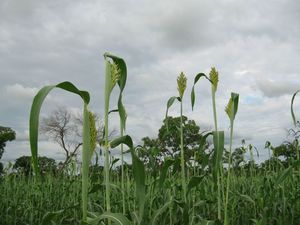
[4,83,38,99]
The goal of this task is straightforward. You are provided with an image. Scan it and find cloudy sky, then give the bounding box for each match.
[1,0,300,164]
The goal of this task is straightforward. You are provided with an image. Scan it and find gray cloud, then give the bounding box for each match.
[256,79,300,97]
[0,0,299,163]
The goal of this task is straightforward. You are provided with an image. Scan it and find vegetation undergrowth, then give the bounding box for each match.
[0,53,300,225]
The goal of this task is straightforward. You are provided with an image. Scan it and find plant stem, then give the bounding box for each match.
[120,122,125,214]
[104,60,111,219]
[211,87,221,220]
[180,100,187,203]
[81,104,90,222]
[224,119,234,225]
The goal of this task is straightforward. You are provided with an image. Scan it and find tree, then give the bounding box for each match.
[0,126,16,160]
[13,155,56,176]
[0,126,16,174]
[40,107,113,169]
[141,116,207,166]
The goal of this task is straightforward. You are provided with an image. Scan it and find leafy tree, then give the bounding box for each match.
[0,126,16,174]
[14,156,56,176]
[141,116,207,166]
[0,126,16,160]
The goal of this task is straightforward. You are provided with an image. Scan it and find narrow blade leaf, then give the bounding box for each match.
[291,90,300,126]
[212,131,224,182]
[190,73,210,110]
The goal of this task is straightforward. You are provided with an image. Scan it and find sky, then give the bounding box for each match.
[0,0,300,164]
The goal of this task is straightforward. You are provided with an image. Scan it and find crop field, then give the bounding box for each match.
[1,53,300,225]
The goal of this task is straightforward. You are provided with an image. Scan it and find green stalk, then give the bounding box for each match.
[104,60,111,216]
[209,67,222,220]
[212,83,221,221]
[82,103,90,222]
[180,99,187,203]
[224,119,233,225]
[120,123,125,214]
[177,72,187,204]
[224,92,239,225]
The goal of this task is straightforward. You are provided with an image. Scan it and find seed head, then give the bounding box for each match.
[209,67,219,91]
[225,98,233,120]
[88,110,97,158]
[177,72,187,99]
[110,62,121,91]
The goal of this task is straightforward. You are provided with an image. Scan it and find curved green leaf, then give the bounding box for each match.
[190,73,211,110]
[110,135,133,149]
[29,81,90,177]
[238,194,255,205]
[291,90,300,126]
[150,200,173,225]
[87,212,132,225]
[199,132,213,152]
[41,210,64,225]
[104,52,128,131]
[165,96,180,131]
[29,81,90,222]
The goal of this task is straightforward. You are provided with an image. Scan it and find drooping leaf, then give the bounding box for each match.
[29,81,90,177]
[29,81,91,222]
[87,212,132,225]
[291,90,300,126]
[264,141,271,149]
[104,52,128,131]
[150,200,173,225]
[190,73,211,110]
[199,132,213,152]
[110,158,120,171]
[200,220,215,225]
[108,109,118,115]
[110,135,133,149]
[165,96,180,131]
[238,194,255,205]
[41,209,64,225]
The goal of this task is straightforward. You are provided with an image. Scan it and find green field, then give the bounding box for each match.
[1,53,300,225]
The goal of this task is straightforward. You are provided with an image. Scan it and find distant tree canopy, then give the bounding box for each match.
[14,156,56,176]
[0,126,16,174]
[0,126,16,160]
[141,116,207,165]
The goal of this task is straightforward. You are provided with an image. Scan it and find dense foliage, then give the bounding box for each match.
[1,54,300,225]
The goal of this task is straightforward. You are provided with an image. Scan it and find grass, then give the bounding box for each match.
[1,166,300,225]
[0,53,299,225]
